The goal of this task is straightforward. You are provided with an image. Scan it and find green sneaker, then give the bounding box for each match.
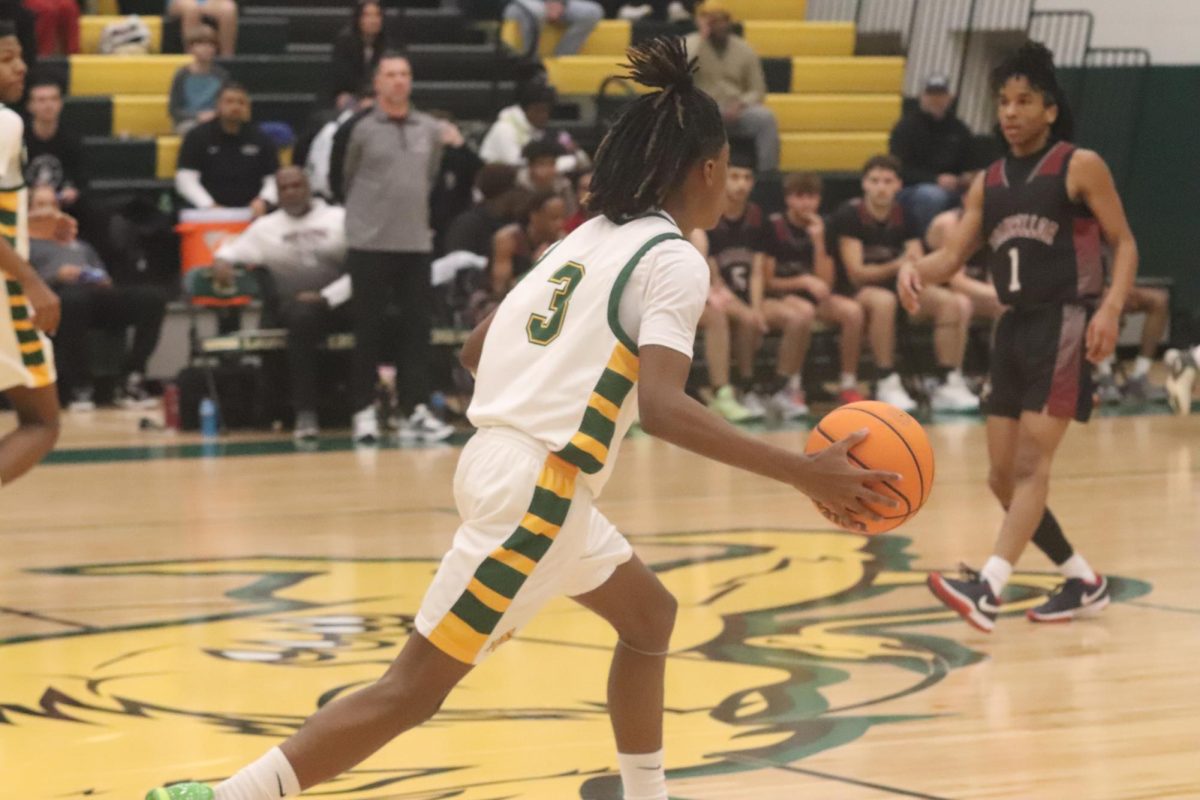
[708,385,755,422]
[145,783,214,800]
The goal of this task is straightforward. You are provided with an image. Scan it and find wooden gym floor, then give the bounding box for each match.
[1,409,1197,799]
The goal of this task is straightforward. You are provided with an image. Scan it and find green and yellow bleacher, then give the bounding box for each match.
[516,0,903,172]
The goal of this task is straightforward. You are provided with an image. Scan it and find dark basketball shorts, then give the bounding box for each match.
[984,303,1094,422]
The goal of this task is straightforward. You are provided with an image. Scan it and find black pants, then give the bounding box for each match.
[279,300,353,415]
[348,249,432,413]
[55,283,167,396]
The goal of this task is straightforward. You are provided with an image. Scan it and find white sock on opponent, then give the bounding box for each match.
[1060,553,1098,584]
[980,556,1013,596]
[617,749,668,800]
[215,747,301,800]
[839,372,857,390]
[1133,356,1152,378]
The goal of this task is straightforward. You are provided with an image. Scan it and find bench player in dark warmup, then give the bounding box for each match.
[899,42,1137,630]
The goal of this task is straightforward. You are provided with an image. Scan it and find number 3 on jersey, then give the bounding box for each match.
[527,262,586,345]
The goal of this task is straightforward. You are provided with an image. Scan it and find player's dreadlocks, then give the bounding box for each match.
[991,41,1075,141]
[588,36,726,222]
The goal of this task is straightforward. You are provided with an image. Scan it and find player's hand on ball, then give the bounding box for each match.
[897,263,922,315]
[1085,305,1120,364]
[795,429,901,527]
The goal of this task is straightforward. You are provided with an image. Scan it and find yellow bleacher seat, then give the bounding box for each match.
[80,16,163,55]
[718,0,807,21]
[790,57,905,94]
[765,93,900,133]
[781,132,889,172]
[542,56,641,96]
[501,19,630,58]
[94,0,119,13]
[69,55,189,96]
[744,21,854,58]
[113,95,173,137]
[156,136,180,180]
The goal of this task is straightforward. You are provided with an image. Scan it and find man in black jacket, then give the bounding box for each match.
[888,75,974,238]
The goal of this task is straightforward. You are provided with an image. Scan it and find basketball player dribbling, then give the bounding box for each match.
[0,24,64,489]
[147,38,898,800]
[899,42,1138,631]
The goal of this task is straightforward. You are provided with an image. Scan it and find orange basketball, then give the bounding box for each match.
[804,400,935,534]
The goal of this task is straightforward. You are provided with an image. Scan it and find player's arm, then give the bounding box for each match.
[839,236,908,286]
[1069,149,1138,363]
[707,256,727,291]
[748,252,766,311]
[0,237,59,334]
[639,344,898,528]
[899,174,985,313]
[460,309,495,376]
[810,221,835,290]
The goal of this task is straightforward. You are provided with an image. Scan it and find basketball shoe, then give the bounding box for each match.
[1164,348,1196,416]
[145,784,213,800]
[927,564,999,632]
[1026,575,1110,622]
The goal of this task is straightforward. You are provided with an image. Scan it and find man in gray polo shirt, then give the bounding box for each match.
[339,52,453,443]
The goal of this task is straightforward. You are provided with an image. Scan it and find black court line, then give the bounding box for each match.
[725,754,954,800]
[0,604,96,631]
[1127,600,1200,616]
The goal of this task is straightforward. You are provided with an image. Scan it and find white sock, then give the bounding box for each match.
[1096,355,1114,376]
[617,749,668,800]
[1060,553,1097,584]
[785,373,801,391]
[980,556,1012,596]
[215,747,301,800]
[839,371,857,390]
[1133,355,1152,378]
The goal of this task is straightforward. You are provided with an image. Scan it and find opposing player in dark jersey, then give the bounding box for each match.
[900,42,1137,630]
[706,157,809,419]
[764,173,865,405]
[833,155,978,412]
[490,188,566,297]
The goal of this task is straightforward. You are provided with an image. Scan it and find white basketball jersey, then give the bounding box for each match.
[469,212,685,494]
[0,107,28,259]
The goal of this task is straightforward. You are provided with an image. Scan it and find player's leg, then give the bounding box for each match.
[573,554,677,800]
[913,284,977,411]
[0,384,60,485]
[1124,286,1169,402]
[701,297,753,422]
[856,286,914,410]
[818,293,865,403]
[761,295,812,417]
[725,295,766,416]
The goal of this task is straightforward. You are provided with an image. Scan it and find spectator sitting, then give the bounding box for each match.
[23,76,82,209]
[175,81,280,218]
[166,0,238,56]
[489,188,565,299]
[330,0,398,111]
[168,26,229,136]
[214,167,350,441]
[517,138,577,215]
[22,0,77,55]
[479,79,590,174]
[686,0,780,172]
[889,74,975,237]
[563,169,593,232]
[504,0,604,58]
[443,163,520,258]
[27,185,166,410]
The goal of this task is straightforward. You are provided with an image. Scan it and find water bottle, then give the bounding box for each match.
[199,397,219,438]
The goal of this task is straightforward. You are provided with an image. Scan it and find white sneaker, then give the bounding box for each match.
[771,387,809,419]
[68,386,96,412]
[739,390,768,420]
[293,410,319,441]
[875,373,916,412]
[667,0,691,22]
[1164,349,1196,416]
[618,3,653,20]
[399,403,454,442]
[931,373,980,412]
[353,406,379,444]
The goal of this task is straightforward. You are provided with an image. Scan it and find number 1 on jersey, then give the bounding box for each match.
[1008,247,1021,293]
[527,262,586,346]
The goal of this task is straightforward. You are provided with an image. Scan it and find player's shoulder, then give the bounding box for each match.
[0,105,22,135]
[645,231,708,278]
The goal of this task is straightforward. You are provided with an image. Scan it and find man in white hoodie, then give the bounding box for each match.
[479,80,590,176]
[214,167,351,440]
